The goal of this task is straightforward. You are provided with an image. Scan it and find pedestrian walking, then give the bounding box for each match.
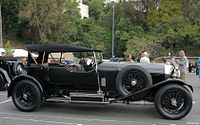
[175,50,188,81]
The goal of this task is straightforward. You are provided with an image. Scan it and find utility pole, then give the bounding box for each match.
[111,2,115,58]
[0,3,3,48]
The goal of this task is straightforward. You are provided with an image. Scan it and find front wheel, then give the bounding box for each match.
[12,80,42,112]
[155,84,192,120]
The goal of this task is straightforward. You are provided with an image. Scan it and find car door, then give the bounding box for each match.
[48,65,98,90]
[48,52,98,90]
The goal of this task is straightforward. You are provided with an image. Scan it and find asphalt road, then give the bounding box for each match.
[0,73,199,125]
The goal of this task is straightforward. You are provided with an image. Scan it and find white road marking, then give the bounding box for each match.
[0,112,174,125]
[0,116,81,125]
[0,99,11,105]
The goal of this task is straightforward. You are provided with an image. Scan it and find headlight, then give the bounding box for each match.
[164,65,173,75]
[172,68,180,78]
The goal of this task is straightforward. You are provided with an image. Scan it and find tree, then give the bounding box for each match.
[125,36,165,59]
[19,0,80,43]
[4,40,14,56]
[146,0,182,28]
[87,0,105,20]
[165,16,199,50]
[1,0,26,33]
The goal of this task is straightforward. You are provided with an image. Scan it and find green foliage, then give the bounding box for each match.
[2,0,200,59]
[4,41,14,57]
[18,0,80,43]
[1,0,27,33]
[87,0,105,20]
[125,36,166,58]
[147,0,183,28]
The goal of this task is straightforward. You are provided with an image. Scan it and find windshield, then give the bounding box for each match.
[95,52,103,63]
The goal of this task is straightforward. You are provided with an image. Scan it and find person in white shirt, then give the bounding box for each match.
[140,52,150,63]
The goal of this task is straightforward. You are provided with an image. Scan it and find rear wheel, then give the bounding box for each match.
[155,84,192,120]
[12,80,42,112]
[116,66,152,96]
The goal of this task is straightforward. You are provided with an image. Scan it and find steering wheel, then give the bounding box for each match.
[86,59,95,67]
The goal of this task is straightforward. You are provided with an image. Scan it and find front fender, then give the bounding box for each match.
[7,75,43,98]
[113,78,193,102]
[152,78,193,92]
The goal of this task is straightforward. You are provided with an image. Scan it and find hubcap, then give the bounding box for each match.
[161,88,185,114]
[131,80,137,86]
[122,71,146,93]
[16,85,36,107]
[171,98,177,107]
[23,93,28,100]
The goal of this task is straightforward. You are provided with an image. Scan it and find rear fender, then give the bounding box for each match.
[7,75,44,98]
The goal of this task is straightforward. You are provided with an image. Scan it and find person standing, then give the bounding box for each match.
[175,50,188,81]
[137,53,144,62]
[140,52,150,63]
[188,62,193,73]
[126,55,134,62]
[197,58,200,79]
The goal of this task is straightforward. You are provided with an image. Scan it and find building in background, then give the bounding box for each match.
[76,0,89,19]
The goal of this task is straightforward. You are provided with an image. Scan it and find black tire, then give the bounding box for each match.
[12,80,42,112]
[0,74,5,91]
[115,65,152,96]
[12,62,26,76]
[155,84,193,120]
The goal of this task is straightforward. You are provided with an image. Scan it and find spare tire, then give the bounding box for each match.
[12,62,26,76]
[115,65,152,96]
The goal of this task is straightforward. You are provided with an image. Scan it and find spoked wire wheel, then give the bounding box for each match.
[12,80,42,112]
[155,84,192,120]
[122,71,146,93]
[116,66,152,96]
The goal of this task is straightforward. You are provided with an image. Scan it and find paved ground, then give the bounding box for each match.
[0,73,199,125]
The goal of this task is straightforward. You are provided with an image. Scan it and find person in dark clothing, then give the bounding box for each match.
[137,53,144,62]
[188,62,193,73]
[79,57,86,65]
[195,60,199,75]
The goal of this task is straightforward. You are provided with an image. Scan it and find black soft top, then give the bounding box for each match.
[27,44,103,52]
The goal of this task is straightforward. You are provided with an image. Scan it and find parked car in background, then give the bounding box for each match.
[110,57,125,62]
[7,44,193,120]
[0,57,26,90]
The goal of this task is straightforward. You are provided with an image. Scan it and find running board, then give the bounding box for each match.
[69,100,109,105]
[46,92,108,104]
[70,92,105,102]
